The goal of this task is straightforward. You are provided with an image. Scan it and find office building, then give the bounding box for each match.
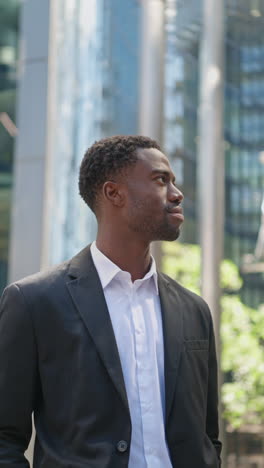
[8,0,141,285]
[164,0,264,307]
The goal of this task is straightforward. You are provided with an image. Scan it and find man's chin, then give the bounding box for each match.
[166,229,181,242]
[155,227,181,242]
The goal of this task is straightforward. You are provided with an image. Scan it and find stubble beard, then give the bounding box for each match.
[127,202,181,242]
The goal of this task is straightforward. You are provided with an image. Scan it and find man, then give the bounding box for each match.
[0,135,221,467]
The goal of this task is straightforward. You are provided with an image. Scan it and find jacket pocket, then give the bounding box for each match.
[184,339,209,351]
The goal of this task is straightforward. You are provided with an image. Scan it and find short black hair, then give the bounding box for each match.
[79,135,161,212]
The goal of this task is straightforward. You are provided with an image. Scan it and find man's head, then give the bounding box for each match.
[79,135,161,212]
[79,135,184,242]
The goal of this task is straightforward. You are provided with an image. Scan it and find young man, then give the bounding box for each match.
[0,135,222,467]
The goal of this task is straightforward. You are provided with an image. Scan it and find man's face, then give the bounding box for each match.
[122,147,184,242]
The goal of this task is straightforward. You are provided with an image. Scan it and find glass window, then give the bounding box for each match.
[48,0,140,264]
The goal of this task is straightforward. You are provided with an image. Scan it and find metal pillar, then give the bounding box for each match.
[198,0,225,365]
[197,0,225,462]
[139,0,165,141]
[139,0,165,267]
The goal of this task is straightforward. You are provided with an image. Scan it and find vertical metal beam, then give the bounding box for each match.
[198,0,225,364]
[139,0,165,266]
[197,0,225,460]
[139,0,165,142]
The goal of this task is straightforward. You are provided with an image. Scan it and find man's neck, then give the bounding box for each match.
[95,237,152,282]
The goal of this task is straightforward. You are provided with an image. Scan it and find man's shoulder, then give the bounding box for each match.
[19,258,70,286]
[4,259,70,301]
[5,244,92,295]
[3,244,94,306]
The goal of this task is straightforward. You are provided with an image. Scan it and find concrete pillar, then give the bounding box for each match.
[139,0,165,142]
[197,0,225,461]
[198,0,225,366]
[8,0,54,283]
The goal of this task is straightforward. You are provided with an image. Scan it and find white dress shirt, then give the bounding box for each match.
[91,242,172,468]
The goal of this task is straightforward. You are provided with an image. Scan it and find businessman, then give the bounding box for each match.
[0,135,222,467]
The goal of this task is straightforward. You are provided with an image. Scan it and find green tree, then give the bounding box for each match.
[162,241,264,429]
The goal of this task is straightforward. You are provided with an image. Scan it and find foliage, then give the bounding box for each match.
[162,241,264,429]
[162,242,201,294]
[162,241,242,294]
[221,296,264,427]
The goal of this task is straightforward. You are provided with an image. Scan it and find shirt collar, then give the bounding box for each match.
[90,241,158,293]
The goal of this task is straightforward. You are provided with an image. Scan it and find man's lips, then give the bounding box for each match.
[166,206,184,222]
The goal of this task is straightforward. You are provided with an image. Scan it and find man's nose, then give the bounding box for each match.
[168,184,184,203]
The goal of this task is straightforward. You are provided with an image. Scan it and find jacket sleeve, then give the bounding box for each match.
[206,307,222,466]
[0,283,37,467]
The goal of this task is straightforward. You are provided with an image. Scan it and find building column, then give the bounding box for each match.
[197,0,225,459]
[8,0,56,283]
[139,0,165,266]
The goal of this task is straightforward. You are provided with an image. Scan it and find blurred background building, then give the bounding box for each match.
[164,0,264,309]
[1,0,264,466]
[6,0,142,283]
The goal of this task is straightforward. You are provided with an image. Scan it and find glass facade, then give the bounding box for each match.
[225,3,264,306]
[164,0,264,307]
[0,0,19,293]
[49,0,141,265]
[164,0,202,244]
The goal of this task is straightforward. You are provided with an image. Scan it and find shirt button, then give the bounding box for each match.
[116,440,128,453]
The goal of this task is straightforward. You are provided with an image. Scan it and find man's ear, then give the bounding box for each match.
[102,181,125,207]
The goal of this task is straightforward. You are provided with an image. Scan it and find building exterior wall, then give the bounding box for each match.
[225,7,264,306]
[8,0,51,283]
[164,0,264,308]
[9,0,141,282]
[43,0,141,267]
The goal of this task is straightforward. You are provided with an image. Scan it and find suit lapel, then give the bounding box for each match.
[66,246,129,412]
[66,246,183,422]
[158,273,184,424]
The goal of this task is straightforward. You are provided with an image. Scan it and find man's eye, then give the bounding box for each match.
[157,176,166,183]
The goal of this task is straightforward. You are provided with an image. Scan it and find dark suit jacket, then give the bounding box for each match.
[0,245,221,467]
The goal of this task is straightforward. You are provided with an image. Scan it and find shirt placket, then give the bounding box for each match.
[131,284,159,466]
